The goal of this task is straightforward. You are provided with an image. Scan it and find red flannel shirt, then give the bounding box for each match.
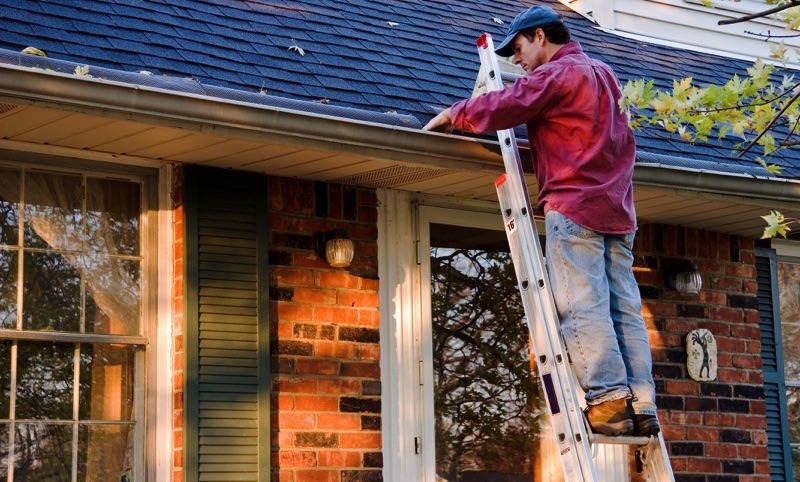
[451,41,637,234]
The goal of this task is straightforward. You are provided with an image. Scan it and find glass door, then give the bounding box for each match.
[417,207,561,482]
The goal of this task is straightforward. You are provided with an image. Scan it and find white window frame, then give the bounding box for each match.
[0,155,169,482]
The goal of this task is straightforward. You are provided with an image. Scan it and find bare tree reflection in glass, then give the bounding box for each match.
[431,246,546,481]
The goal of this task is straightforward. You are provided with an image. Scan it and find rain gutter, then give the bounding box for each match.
[0,63,503,173]
[1,63,800,208]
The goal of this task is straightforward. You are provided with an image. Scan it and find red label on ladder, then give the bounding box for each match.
[495,173,507,188]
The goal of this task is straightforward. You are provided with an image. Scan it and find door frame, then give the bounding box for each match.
[415,205,509,481]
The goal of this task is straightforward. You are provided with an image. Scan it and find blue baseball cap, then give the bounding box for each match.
[494,5,561,57]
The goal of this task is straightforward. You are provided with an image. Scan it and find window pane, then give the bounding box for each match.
[79,344,135,421]
[0,424,8,478]
[86,178,140,256]
[778,261,800,380]
[23,251,81,332]
[78,423,134,482]
[0,168,20,246]
[85,257,140,336]
[431,243,545,480]
[16,342,74,420]
[0,342,10,418]
[0,249,17,329]
[23,172,83,250]
[12,423,73,480]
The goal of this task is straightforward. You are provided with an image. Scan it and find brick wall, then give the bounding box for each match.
[170,172,772,481]
[633,224,770,482]
[269,178,382,482]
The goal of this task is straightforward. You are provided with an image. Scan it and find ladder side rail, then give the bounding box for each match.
[495,179,595,482]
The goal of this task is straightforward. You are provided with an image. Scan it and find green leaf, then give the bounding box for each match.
[761,210,791,239]
[756,157,783,175]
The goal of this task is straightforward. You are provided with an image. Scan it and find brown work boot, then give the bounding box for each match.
[632,413,661,436]
[585,398,634,436]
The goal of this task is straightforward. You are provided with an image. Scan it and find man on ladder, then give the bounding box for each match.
[424,4,660,439]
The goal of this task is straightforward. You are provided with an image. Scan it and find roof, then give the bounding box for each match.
[1,0,798,179]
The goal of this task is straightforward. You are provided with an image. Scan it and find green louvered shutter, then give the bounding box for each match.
[755,247,793,481]
[184,166,270,482]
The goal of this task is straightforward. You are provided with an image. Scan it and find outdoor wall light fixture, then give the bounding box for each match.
[315,229,354,268]
[663,258,703,295]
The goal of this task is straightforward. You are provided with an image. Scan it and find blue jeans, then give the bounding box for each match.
[544,211,657,416]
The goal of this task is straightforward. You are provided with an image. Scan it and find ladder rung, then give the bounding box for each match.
[500,71,522,84]
[589,434,653,446]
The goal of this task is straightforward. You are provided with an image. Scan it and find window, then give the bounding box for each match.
[776,255,800,478]
[0,166,147,481]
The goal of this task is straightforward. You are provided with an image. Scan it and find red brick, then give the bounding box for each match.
[686,427,719,442]
[295,470,339,482]
[736,414,767,429]
[726,264,756,278]
[717,368,750,383]
[274,267,315,286]
[669,412,702,426]
[357,344,380,361]
[339,432,382,449]
[317,413,361,430]
[357,309,381,327]
[317,270,361,289]
[745,340,762,354]
[317,450,361,467]
[716,336,745,353]
[687,457,721,473]
[750,400,767,416]
[732,354,761,369]
[665,380,699,395]
[710,306,742,322]
[705,442,737,458]
[642,301,676,317]
[315,306,358,324]
[704,412,735,426]
[340,362,380,379]
[296,359,340,376]
[317,379,362,395]
[669,457,687,472]
[276,394,295,410]
[295,395,340,412]
[294,287,337,304]
[338,290,379,308]
[696,259,725,275]
[276,378,318,394]
[277,412,316,430]
[277,451,317,467]
[360,278,379,291]
[277,303,314,321]
[314,340,353,359]
[731,325,760,340]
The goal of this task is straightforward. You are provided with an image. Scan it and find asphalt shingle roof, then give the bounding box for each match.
[1,0,799,177]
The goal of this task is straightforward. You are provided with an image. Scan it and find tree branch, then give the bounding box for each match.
[738,86,800,157]
[719,1,800,26]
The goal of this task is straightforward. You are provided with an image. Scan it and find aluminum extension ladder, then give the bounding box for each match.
[473,32,675,482]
